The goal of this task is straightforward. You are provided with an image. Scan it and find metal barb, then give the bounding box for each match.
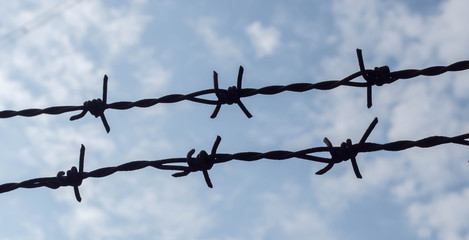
[56,144,85,202]
[356,49,392,108]
[210,66,252,119]
[172,136,222,188]
[316,117,378,178]
[70,75,110,133]
[3,128,469,199]
[0,56,467,129]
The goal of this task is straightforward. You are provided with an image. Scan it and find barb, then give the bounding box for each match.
[172,135,222,188]
[211,66,252,118]
[2,123,469,201]
[70,75,110,133]
[357,49,392,108]
[1,144,86,202]
[316,117,379,178]
[0,50,468,132]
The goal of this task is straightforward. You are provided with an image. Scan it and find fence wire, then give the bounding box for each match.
[1,48,469,202]
[0,49,468,133]
[1,117,469,202]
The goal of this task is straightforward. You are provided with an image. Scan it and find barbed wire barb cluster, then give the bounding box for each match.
[211,66,252,118]
[70,75,110,132]
[2,117,469,202]
[0,49,468,133]
[316,117,379,178]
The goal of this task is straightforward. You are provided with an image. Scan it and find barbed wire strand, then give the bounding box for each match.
[2,117,469,202]
[0,49,468,132]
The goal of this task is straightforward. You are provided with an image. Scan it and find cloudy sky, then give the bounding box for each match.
[1,0,469,239]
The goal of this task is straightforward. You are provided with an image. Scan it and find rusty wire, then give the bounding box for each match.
[2,117,469,202]
[0,49,468,133]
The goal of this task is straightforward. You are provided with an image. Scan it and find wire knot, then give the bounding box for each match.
[57,167,83,186]
[55,145,86,202]
[327,138,357,163]
[186,150,214,172]
[210,66,252,118]
[316,138,362,178]
[70,75,111,133]
[356,49,393,108]
[315,117,379,178]
[83,99,106,118]
[172,136,222,188]
[363,66,391,87]
[56,166,83,200]
[217,86,240,105]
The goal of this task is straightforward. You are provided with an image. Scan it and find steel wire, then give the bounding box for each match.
[2,118,469,202]
[0,49,467,132]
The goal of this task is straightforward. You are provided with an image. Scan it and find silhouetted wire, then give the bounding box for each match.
[2,117,469,202]
[0,49,468,132]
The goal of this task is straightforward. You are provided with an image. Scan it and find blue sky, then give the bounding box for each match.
[1,0,469,239]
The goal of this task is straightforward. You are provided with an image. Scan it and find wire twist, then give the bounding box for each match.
[56,144,85,201]
[0,49,468,133]
[172,136,222,188]
[211,66,252,118]
[70,75,110,133]
[316,117,379,178]
[357,49,393,108]
[2,119,469,202]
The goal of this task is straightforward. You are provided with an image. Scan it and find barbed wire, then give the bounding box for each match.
[2,117,469,202]
[0,49,468,133]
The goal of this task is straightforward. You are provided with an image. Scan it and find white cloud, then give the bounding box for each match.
[425,0,469,62]
[21,123,116,174]
[192,17,243,61]
[3,221,47,240]
[321,0,469,238]
[59,203,115,239]
[129,48,172,97]
[2,1,469,239]
[310,156,401,214]
[391,179,419,202]
[0,0,152,108]
[388,80,459,140]
[60,0,152,57]
[250,184,338,240]
[407,188,469,240]
[56,173,216,240]
[245,21,281,57]
[0,69,42,109]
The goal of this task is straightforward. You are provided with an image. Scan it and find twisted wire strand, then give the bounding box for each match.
[2,117,469,202]
[0,49,467,132]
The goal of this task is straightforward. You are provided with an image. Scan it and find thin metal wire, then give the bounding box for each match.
[2,117,469,202]
[0,49,467,132]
